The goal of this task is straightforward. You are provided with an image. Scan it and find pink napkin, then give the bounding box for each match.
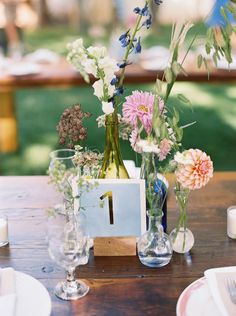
[205,266,236,316]
[0,268,16,316]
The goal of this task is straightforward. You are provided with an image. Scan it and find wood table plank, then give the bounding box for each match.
[0,173,235,315]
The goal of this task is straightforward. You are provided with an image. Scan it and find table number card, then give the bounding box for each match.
[73,179,146,238]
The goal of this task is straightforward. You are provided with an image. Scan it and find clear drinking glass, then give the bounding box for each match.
[48,149,76,213]
[47,210,90,300]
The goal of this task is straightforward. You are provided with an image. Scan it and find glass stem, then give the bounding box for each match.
[65,267,77,290]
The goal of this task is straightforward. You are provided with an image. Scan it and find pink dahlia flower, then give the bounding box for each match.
[122,91,155,134]
[129,129,142,153]
[175,149,213,190]
[158,138,172,161]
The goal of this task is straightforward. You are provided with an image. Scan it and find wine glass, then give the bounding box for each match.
[48,149,76,213]
[47,210,90,300]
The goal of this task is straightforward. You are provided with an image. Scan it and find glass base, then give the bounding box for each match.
[170,227,194,254]
[138,253,172,268]
[55,279,89,300]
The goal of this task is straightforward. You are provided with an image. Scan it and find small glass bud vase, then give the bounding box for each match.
[170,187,194,254]
[137,211,173,268]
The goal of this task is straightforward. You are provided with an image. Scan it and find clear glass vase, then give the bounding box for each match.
[170,186,195,254]
[140,152,168,231]
[99,112,129,179]
[137,211,173,267]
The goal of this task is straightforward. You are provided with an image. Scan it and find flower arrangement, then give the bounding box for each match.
[52,0,236,254]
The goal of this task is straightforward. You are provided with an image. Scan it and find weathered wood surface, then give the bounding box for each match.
[0,173,236,315]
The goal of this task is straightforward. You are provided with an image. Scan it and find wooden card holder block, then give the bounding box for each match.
[94,237,137,256]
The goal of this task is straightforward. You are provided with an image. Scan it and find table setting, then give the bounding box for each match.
[0,48,60,78]
[1,0,236,315]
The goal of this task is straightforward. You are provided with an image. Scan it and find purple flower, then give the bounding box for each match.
[134,37,142,54]
[119,30,130,47]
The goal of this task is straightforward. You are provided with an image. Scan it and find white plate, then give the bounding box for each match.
[7,63,40,76]
[176,277,221,316]
[15,271,51,316]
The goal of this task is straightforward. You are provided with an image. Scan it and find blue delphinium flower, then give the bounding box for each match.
[142,14,152,29]
[114,87,124,96]
[110,77,118,85]
[119,30,130,47]
[133,7,142,15]
[134,3,149,16]
[117,61,132,69]
[153,0,163,5]
[141,3,149,16]
[134,37,142,54]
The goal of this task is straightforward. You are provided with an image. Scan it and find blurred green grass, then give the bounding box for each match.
[0,25,236,175]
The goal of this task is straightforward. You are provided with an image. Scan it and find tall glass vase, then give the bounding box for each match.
[137,152,172,267]
[99,112,129,179]
[170,186,194,253]
[140,152,168,231]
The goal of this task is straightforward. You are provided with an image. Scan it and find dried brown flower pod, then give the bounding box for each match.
[56,104,91,149]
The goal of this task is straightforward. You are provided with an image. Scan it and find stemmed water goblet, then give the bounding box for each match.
[47,209,90,300]
[48,149,76,213]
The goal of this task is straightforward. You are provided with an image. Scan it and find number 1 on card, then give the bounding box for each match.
[100,191,114,225]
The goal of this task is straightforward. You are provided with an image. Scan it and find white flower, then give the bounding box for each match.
[92,79,104,98]
[81,59,97,76]
[98,56,119,84]
[174,151,193,165]
[72,38,84,49]
[87,46,107,59]
[102,102,114,114]
[136,139,160,154]
[107,83,116,97]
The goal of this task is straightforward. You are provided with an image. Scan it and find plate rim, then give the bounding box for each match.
[176,276,206,316]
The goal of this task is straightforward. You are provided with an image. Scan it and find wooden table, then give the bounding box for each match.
[0,58,236,153]
[0,172,235,315]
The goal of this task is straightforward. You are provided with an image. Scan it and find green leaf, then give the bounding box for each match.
[205,42,211,54]
[177,94,191,104]
[173,107,180,122]
[220,6,229,22]
[197,54,203,68]
[172,61,181,76]
[164,67,173,84]
[156,78,163,94]
[213,52,218,67]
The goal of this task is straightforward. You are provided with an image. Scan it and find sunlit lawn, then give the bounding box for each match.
[0,81,236,175]
[0,25,236,174]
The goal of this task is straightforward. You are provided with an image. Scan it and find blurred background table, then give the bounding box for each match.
[0,172,235,315]
[1,58,236,153]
